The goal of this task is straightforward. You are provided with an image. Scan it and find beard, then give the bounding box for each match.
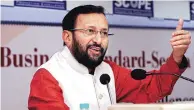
[71,37,107,69]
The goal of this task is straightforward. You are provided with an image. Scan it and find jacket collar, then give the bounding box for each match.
[60,46,90,74]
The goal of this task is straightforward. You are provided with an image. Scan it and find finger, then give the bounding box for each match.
[172,30,190,36]
[173,45,189,49]
[176,18,184,31]
[170,34,191,42]
[171,39,191,46]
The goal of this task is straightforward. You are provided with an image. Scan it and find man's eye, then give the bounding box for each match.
[87,29,95,33]
[102,32,108,35]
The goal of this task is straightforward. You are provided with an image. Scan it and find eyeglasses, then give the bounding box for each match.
[69,28,114,38]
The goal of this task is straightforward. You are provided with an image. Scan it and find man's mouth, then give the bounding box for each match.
[88,46,102,55]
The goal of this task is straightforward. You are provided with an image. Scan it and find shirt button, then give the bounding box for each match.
[98,94,103,99]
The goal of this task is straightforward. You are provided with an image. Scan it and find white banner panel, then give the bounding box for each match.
[67,1,112,14]
[1,24,194,110]
[154,1,190,20]
[0,0,14,6]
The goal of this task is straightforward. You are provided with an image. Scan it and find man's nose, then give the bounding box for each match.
[92,32,102,44]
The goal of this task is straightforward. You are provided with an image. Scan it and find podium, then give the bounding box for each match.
[108,103,194,110]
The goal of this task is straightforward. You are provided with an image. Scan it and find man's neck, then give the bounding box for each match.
[89,69,95,75]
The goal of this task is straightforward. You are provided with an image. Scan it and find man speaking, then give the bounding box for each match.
[28,5,191,110]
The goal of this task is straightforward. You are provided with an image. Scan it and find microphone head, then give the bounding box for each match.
[100,74,110,85]
[131,69,147,80]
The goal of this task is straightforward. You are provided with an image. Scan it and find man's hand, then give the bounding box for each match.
[170,18,191,64]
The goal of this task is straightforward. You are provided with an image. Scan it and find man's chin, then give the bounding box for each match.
[89,56,102,62]
[90,57,104,64]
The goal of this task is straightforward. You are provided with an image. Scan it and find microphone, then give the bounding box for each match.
[100,74,113,104]
[131,69,194,83]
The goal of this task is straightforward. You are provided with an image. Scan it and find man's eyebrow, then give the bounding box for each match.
[86,26,108,31]
[101,28,108,31]
[86,26,96,29]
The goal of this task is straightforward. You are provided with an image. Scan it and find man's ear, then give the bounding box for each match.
[62,30,72,47]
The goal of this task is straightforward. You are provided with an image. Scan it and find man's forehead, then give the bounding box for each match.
[75,13,108,28]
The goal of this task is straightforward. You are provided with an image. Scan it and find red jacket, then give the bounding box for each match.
[28,54,187,110]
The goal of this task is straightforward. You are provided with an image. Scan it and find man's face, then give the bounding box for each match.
[70,13,109,69]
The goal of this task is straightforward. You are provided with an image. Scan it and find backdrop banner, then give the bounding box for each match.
[1,24,194,110]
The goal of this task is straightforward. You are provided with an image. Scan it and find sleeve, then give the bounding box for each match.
[105,54,188,104]
[28,68,69,110]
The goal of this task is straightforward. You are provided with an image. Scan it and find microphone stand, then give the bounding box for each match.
[147,72,194,83]
[106,80,113,104]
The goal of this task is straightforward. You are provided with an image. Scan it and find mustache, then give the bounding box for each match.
[87,44,104,53]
